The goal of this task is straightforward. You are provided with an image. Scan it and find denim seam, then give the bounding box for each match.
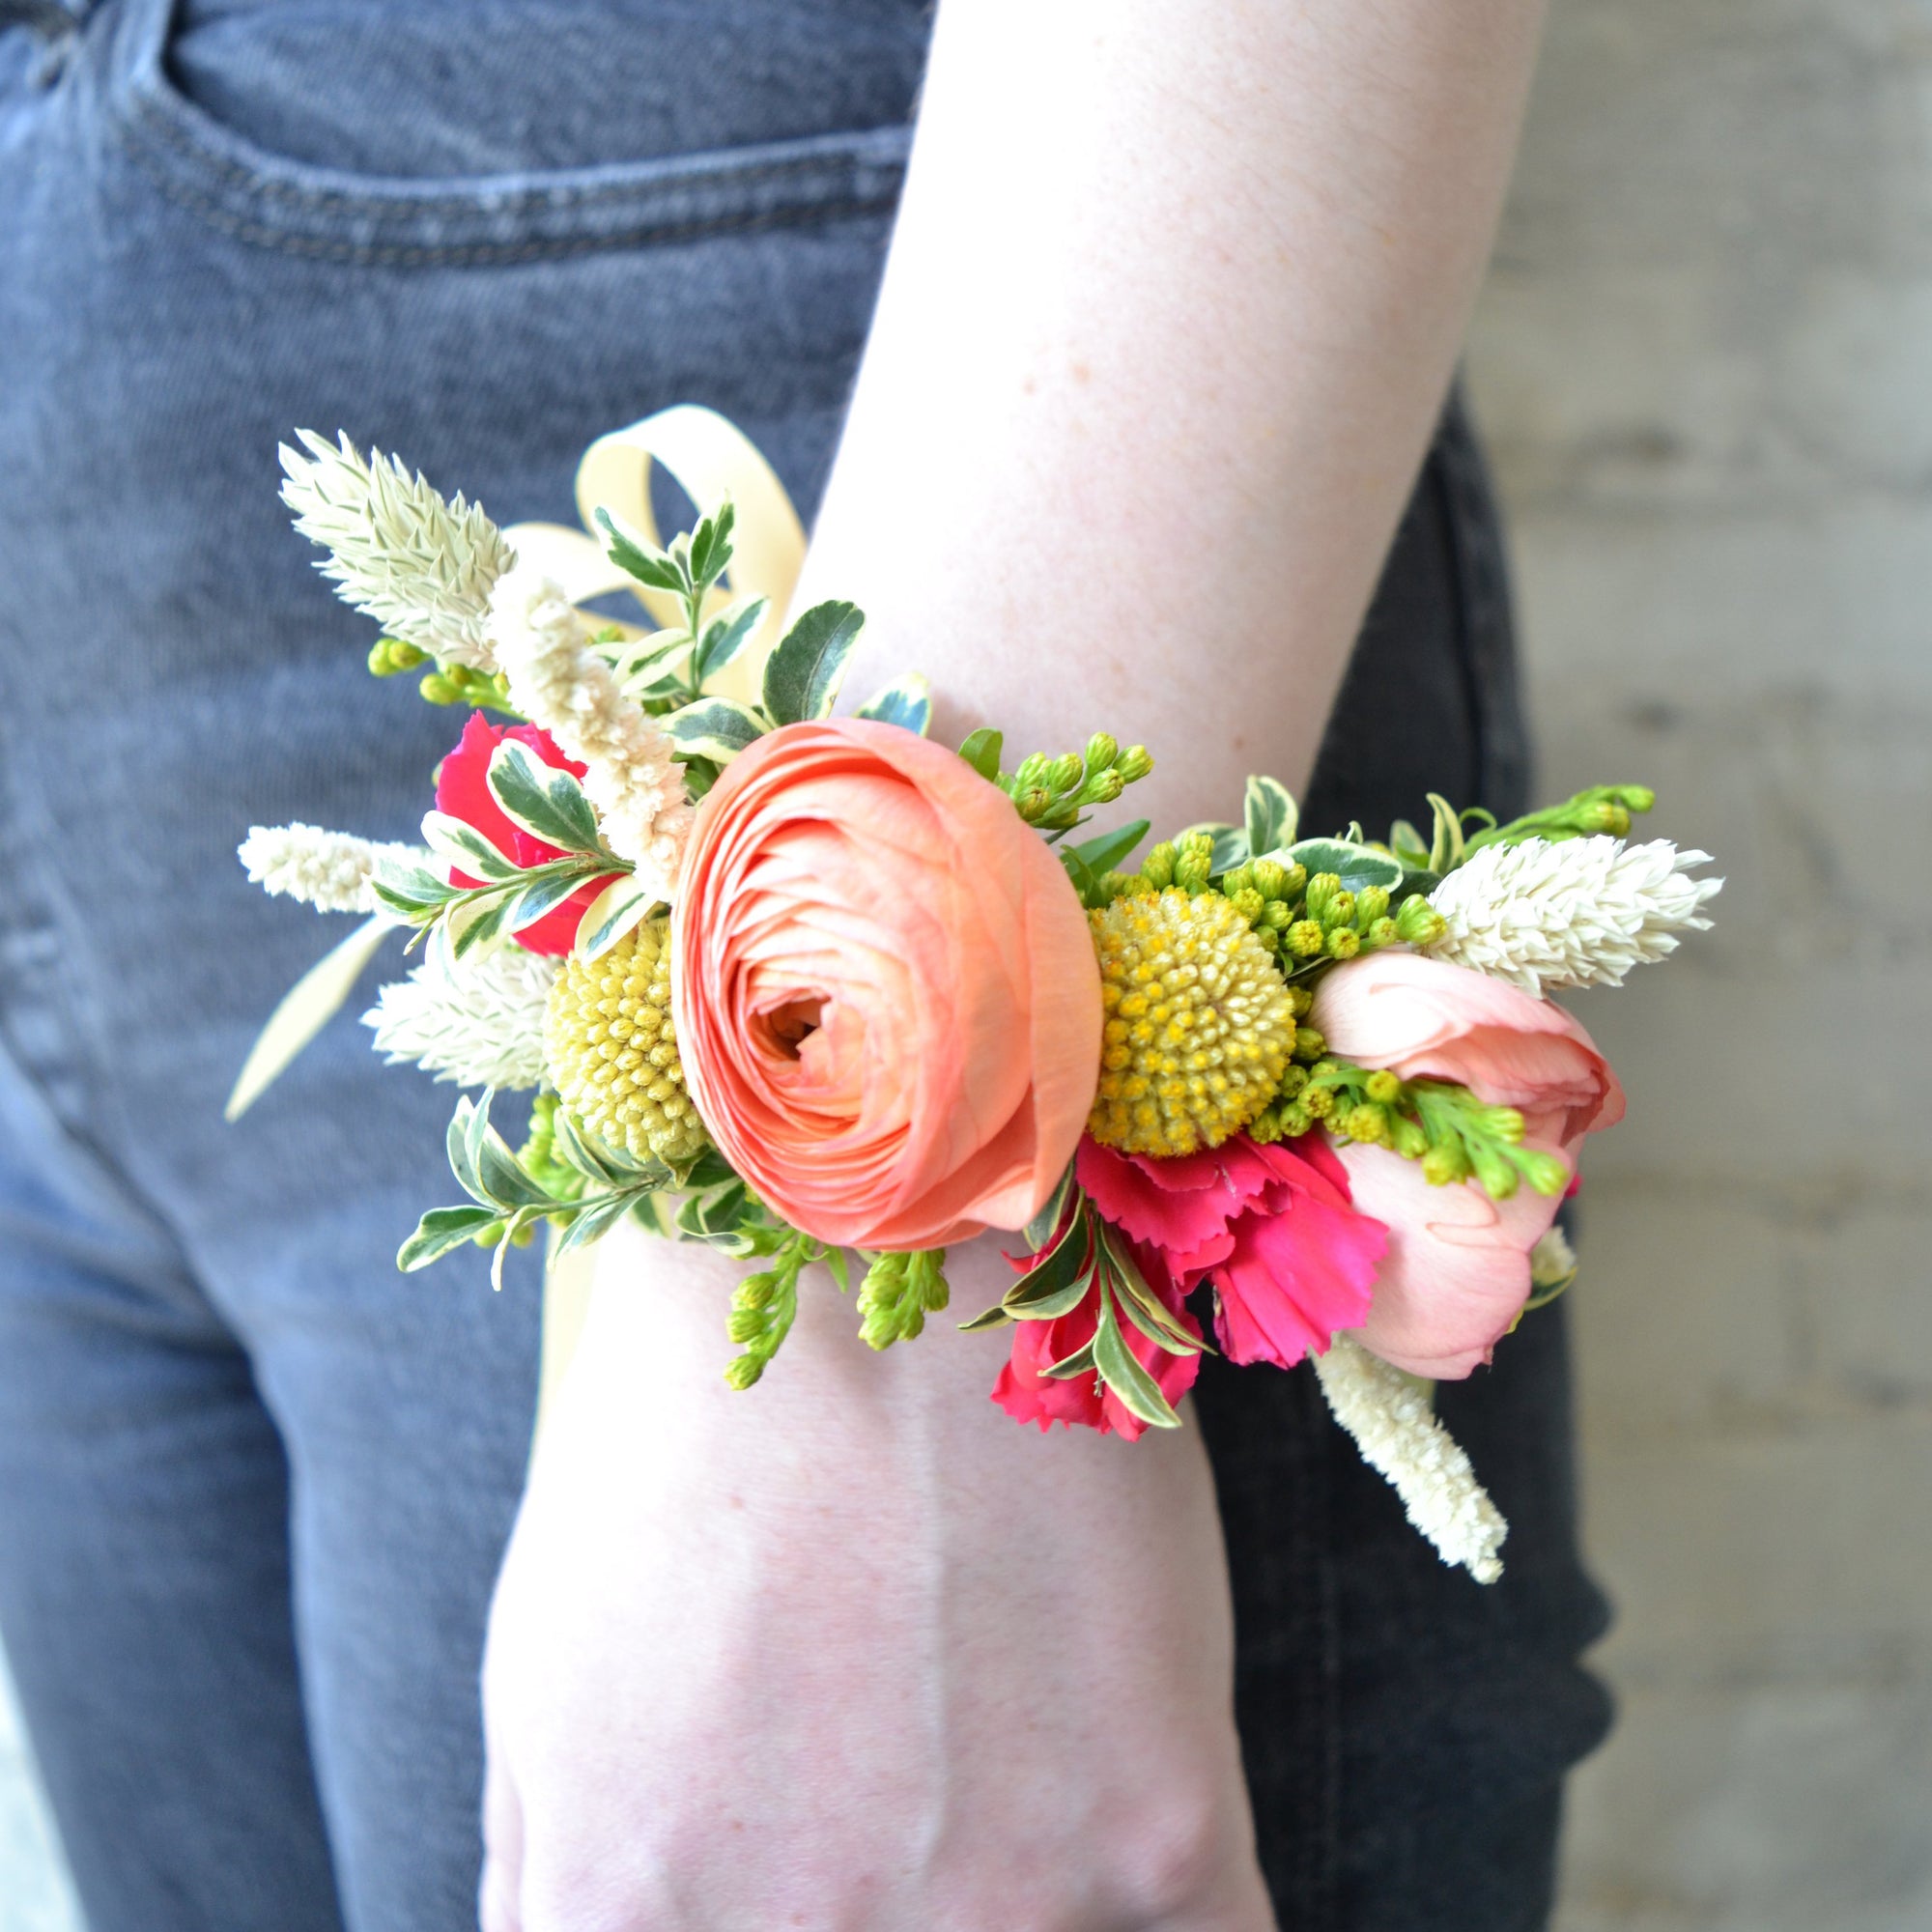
[123,124,901,267]
[126,85,909,220]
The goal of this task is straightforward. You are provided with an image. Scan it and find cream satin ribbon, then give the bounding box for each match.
[501,405,807,1429]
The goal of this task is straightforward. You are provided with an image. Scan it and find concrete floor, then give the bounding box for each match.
[4,1,1928,1926]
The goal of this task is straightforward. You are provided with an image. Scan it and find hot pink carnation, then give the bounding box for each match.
[991,1220,1203,1441]
[1076,1134,1387,1369]
[1311,950,1625,1378]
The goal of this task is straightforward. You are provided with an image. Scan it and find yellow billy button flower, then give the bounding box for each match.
[543,920,708,1167]
[1087,888,1296,1157]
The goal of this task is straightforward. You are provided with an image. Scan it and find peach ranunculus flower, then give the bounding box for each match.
[670,719,1103,1251]
[1310,950,1625,1378]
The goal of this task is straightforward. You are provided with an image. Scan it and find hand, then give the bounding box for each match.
[479,1222,1276,1931]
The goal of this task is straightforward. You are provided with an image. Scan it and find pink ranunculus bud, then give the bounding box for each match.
[671,719,1103,1251]
[1310,950,1626,1378]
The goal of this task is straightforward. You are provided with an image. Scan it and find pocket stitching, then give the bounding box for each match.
[124,119,904,267]
[126,79,909,224]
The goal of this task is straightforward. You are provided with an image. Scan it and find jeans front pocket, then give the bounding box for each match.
[106,0,915,268]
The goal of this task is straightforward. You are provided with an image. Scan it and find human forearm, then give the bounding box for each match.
[810,0,1546,820]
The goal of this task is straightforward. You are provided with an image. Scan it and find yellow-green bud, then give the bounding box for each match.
[1116,745,1153,783]
[1471,1144,1520,1199]
[1421,1142,1472,1186]
[1577,801,1631,836]
[1221,864,1256,896]
[1248,1108,1284,1146]
[1303,872,1343,923]
[733,1274,776,1313]
[1276,1064,1309,1098]
[1391,1116,1430,1160]
[510,1220,535,1248]
[1321,889,1356,930]
[1046,753,1084,794]
[370,638,424,675]
[1084,732,1119,773]
[1342,1103,1390,1145]
[1279,863,1308,900]
[1365,918,1399,950]
[726,1306,764,1344]
[1256,925,1281,953]
[419,671,462,704]
[1277,1102,1313,1137]
[1012,752,1050,790]
[1353,886,1391,928]
[1324,926,1361,960]
[1259,899,1293,931]
[1250,859,1289,900]
[1293,1025,1325,1062]
[1519,1148,1572,1197]
[1140,841,1178,890]
[1302,1086,1336,1121]
[724,1354,765,1391]
[1015,786,1053,820]
[1288,985,1315,1020]
[1484,1106,1526,1145]
[1098,870,1141,901]
[1395,895,1447,947]
[1228,887,1265,924]
[1286,920,1325,957]
[1085,767,1125,805]
[474,1221,505,1249]
[1365,1070,1402,1104]
[1173,846,1213,894]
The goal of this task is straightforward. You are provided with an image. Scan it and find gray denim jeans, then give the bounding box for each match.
[0,3,1609,1928]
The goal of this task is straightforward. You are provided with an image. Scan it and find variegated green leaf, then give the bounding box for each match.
[420,810,520,882]
[665,696,769,765]
[575,875,657,960]
[694,597,768,689]
[487,741,604,855]
[856,671,932,736]
[762,599,864,724]
[595,504,684,592]
[1092,1295,1183,1428]
[398,1205,502,1271]
[1244,775,1299,861]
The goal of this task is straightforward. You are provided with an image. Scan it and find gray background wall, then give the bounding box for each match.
[3,0,1928,1925]
[1466,1,1932,1926]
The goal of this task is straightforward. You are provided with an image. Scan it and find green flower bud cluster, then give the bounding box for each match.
[1006,734,1153,831]
[367,636,428,677]
[514,1092,590,1207]
[417,660,519,714]
[723,1231,820,1390]
[1113,842,1443,974]
[1466,783,1657,856]
[1251,1058,1568,1202]
[855,1248,951,1350]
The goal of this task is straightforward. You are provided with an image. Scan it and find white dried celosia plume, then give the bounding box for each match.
[486,563,694,902]
[1313,1334,1508,1584]
[240,823,423,915]
[1426,835,1721,997]
[1529,1224,1577,1290]
[279,429,512,670]
[364,936,558,1091]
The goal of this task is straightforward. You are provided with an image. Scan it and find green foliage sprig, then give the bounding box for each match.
[960,1173,1208,1433]
[370,741,632,959]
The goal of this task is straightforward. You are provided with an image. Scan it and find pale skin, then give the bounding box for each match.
[480,2,1548,1926]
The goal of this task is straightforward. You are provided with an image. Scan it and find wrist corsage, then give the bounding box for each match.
[237,410,1719,1583]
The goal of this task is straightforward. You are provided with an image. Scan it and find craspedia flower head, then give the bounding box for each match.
[1087,888,1296,1157]
[543,921,708,1167]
